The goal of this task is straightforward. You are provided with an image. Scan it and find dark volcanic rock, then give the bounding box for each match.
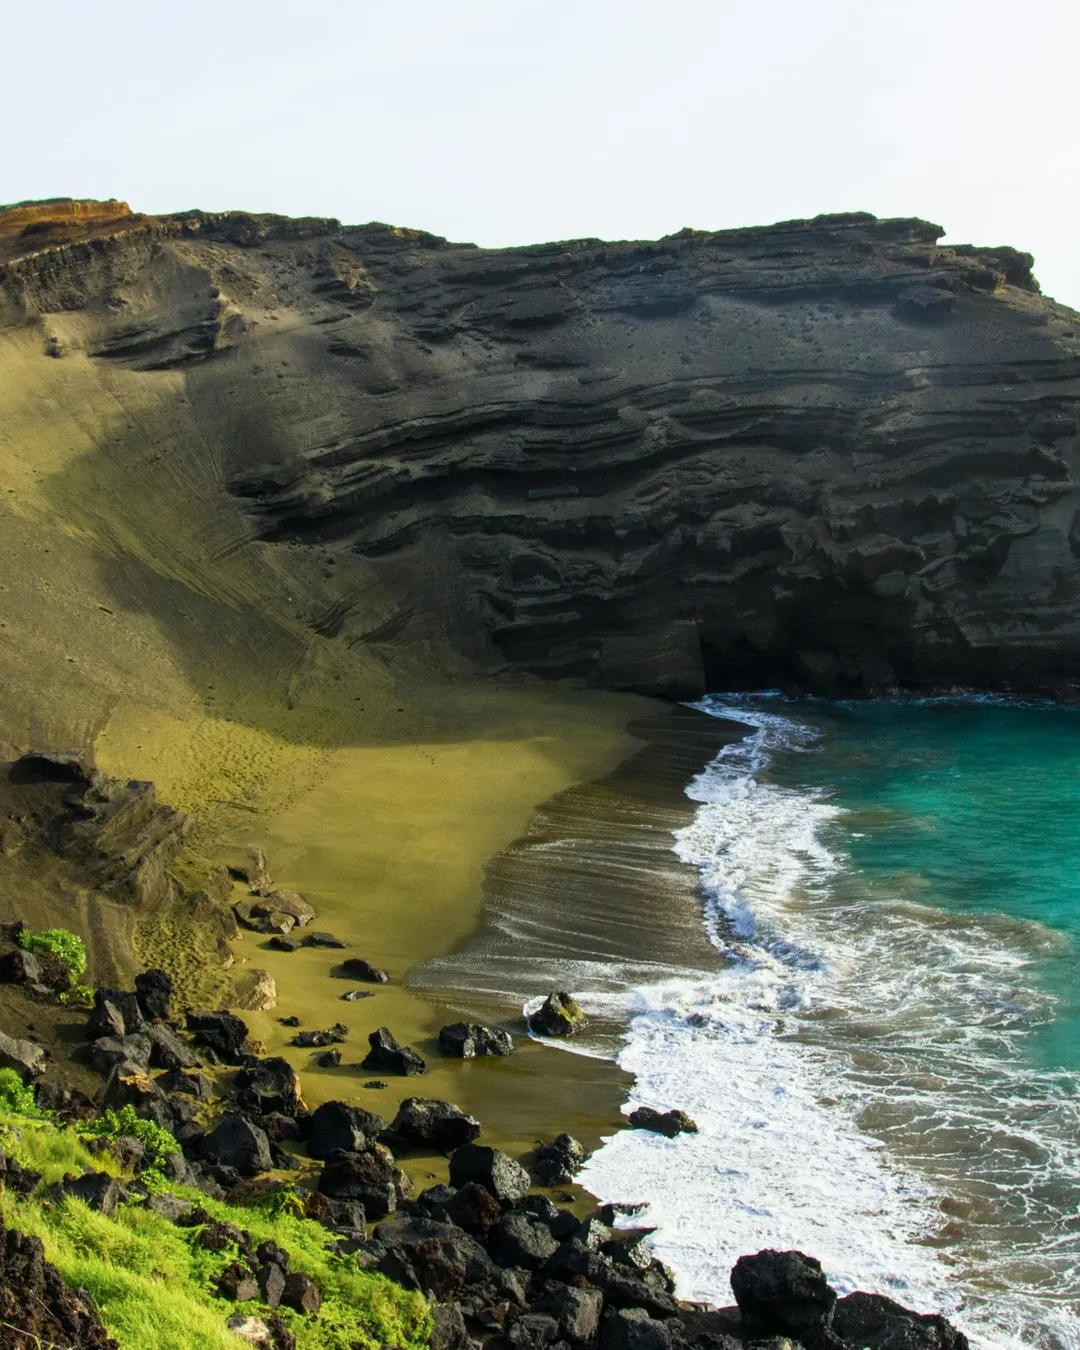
[0,946,41,984]
[282,1271,322,1314]
[488,1211,559,1269]
[449,1143,531,1202]
[527,993,586,1037]
[185,1010,250,1064]
[439,1021,513,1058]
[134,968,173,1021]
[390,1097,481,1152]
[730,1248,837,1338]
[373,1213,494,1300]
[217,1261,258,1301]
[0,1211,117,1348]
[307,1100,387,1158]
[600,1307,671,1350]
[201,1114,273,1177]
[361,1026,427,1076]
[627,1107,697,1138]
[89,1032,151,1075]
[338,957,389,981]
[317,1148,397,1217]
[234,1057,304,1116]
[533,1133,587,1186]
[59,1171,120,1216]
[833,1291,970,1350]
[147,1024,201,1071]
[0,1028,46,1077]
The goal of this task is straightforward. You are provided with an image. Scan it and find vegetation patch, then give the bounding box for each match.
[19,925,88,979]
[0,1111,431,1350]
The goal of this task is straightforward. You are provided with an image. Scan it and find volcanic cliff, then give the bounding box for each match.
[3,196,1080,707]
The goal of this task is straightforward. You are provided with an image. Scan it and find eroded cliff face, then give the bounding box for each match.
[3,200,1080,701]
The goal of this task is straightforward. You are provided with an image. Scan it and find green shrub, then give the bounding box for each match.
[18,926,88,979]
[0,1067,43,1117]
[84,1104,179,1176]
[59,982,94,1007]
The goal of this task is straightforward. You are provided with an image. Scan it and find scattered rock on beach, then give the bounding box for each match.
[438,1021,513,1058]
[361,1027,427,1076]
[527,992,587,1037]
[305,931,348,949]
[269,936,301,952]
[389,1098,481,1152]
[233,969,277,1012]
[533,1133,588,1186]
[448,1142,530,1202]
[341,989,375,1001]
[337,957,388,982]
[308,1100,388,1158]
[627,1107,697,1137]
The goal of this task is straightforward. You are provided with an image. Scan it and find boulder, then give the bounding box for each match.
[146,1193,195,1223]
[307,1100,387,1158]
[0,1029,46,1078]
[88,1033,151,1076]
[157,1067,212,1101]
[255,1240,290,1270]
[133,969,173,1022]
[225,1314,273,1346]
[317,1049,341,1068]
[527,993,586,1037]
[430,1302,471,1350]
[233,969,278,1012]
[256,911,296,936]
[506,1314,559,1350]
[729,1249,837,1338]
[337,957,388,982]
[96,1064,164,1115]
[533,1285,603,1343]
[627,1107,697,1138]
[304,1190,366,1233]
[361,1026,427,1076]
[341,989,374,1001]
[59,1171,119,1217]
[449,1143,531,1203]
[269,936,302,952]
[533,1133,587,1186]
[0,947,41,984]
[832,1291,970,1350]
[390,1098,481,1152]
[257,1261,287,1308]
[185,1010,249,1064]
[445,1182,503,1234]
[201,1115,273,1177]
[281,1272,321,1314]
[258,891,315,927]
[90,989,145,1037]
[293,1023,348,1047]
[218,1261,258,1301]
[85,995,126,1041]
[438,1021,513,1058]
[600,1307,672,1350]
[373,1213,494,1301]
[317,1149,397,1218]
[304,931,347,948]
[147,1025,201,1071]
[488,1211,559,1269]
[234,1057,305,1116]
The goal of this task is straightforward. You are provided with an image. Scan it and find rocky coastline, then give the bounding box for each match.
[0,746,969,1350]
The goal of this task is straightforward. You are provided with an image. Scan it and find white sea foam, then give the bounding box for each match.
[578,697,1080,1350]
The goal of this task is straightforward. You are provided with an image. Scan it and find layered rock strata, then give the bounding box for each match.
[2,201,1080,695]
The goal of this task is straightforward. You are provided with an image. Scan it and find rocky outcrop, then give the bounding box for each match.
[3,201,1080,697]
[0,1211,118,1348]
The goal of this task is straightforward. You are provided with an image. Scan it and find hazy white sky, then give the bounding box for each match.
[6,0,1080,305]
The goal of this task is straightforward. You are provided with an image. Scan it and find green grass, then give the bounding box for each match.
[0,1113,431,1350]
[18,926,88,979]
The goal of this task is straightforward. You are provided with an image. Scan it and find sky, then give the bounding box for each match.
[5,0,1080,306]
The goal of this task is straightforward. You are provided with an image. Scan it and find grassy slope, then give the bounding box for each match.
[0,1111,431,1350]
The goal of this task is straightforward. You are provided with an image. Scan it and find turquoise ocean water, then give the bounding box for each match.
[580,696,1080,1350]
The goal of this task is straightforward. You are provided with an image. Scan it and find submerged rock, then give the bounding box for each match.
[627,1107,697,1138]
[527,992,587,1037]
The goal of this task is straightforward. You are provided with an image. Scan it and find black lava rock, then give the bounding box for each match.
[438,1021,513,1058]
[448,1143,530,1203]
[338,957,388,982]
[201,1114,272,1177]
[729,1248,837,1338]
[307,1101,388,1159]
[361,1027,427,1076]
[627,1107,697,1138]
[390,1098,481,1152]
[134,969,173,1022]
